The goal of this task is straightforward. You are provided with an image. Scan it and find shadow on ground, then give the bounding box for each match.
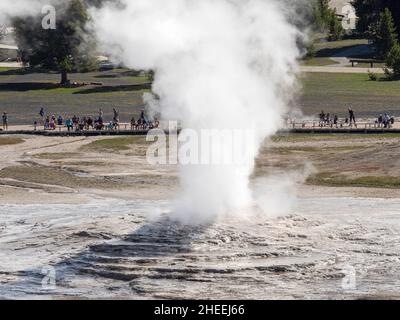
[74,83,152,94]
[0,82,61,91]
[0,67,55,76]
[4,217,211,298]
[317,44,375,59]
[0,82,151,93]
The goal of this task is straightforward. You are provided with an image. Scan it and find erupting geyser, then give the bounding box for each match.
[91,0,305,222]
[2,0,307,222]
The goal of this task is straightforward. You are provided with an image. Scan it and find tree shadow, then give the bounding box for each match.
[93,70,145,79]
[93,74,119,79]
[316,44,376,59]
[0,82,152,93]
[0,67,54,76]
[0,82,61,91]
[74,83,151,94]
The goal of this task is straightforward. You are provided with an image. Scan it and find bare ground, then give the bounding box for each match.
[1,134,400,299]
[1,134,400,202]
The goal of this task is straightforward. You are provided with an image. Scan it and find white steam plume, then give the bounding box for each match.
[93,0,305,222]
[0,0,52,25]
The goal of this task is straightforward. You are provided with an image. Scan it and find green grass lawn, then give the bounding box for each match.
[0,68,152,124]
[0,67,19,72]
[300,72,400,117]
[1,62,400,124]
[302,57,338,67]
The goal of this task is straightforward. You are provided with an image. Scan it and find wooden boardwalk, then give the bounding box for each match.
[1,119,400,136]
[1,127,400,136]
[287,128,400,134]
[0,129,153,137]
[284,118,400,134]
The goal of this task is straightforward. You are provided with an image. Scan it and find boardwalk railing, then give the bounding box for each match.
[283,118,400,134]
[1,119,400,136]
[286,119,397,130]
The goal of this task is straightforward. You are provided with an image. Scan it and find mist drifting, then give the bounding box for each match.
[90,0,305,222]
[2,0,307,222]
[0,0,51,24]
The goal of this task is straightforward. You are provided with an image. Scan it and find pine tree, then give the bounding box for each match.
[386,42,400,78]
[372,8,398,58]
[328,10,344,41]
[353,0,400,42]
[312,0,344,41]
[13,0,97,85]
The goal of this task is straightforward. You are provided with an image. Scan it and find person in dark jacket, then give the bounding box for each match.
[2,112,8,130]
[348,107,357,127]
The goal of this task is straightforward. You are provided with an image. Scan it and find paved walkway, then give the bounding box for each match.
[300,66,384,74]
[0,62,23,68]
[0,43,18,50]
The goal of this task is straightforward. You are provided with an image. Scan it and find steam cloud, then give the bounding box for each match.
[92,0,305,223]
[0,0,49,24]
[2,0,307,223]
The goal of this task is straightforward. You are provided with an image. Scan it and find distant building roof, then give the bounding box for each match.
[329,0,353,15]
[330,0,357,30]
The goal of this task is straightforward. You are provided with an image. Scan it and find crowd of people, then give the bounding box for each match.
[318,107,358,128]
[317,107,396,129]
[35,107,160,132]
[376,114,395,128]
[1,107,161,132]
[1,106,397,132]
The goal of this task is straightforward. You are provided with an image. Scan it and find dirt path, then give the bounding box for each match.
[0,136,88,169]
[300,66,384,74]
[0,62,23,68]
[0,43,18,50]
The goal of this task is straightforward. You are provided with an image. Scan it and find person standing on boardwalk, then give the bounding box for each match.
[130,116,136,130]
[140,110,148,126]
[57,115,63,127]
[348,107,357,128]
[113,108,120,129]
[333,115,338,128]
[65,118,73,132]
[2,112,8,130]
[39,107,45,124]
[319,110,325,127]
